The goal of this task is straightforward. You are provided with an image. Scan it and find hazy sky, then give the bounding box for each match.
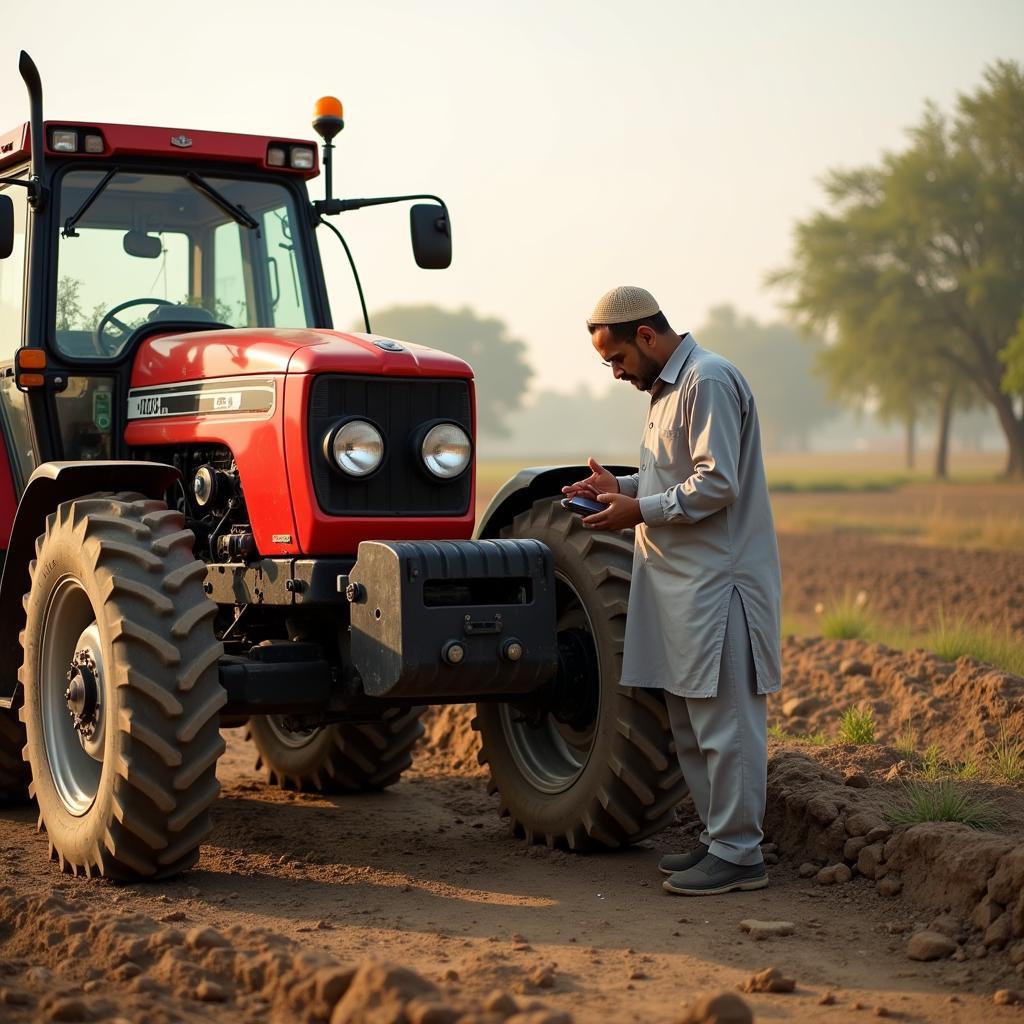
[3,1,1023,396]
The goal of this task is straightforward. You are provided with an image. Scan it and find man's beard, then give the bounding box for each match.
[622,350,661,391]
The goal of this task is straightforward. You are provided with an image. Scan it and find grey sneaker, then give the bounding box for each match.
[662,853,769,896]
[658,842,710,875]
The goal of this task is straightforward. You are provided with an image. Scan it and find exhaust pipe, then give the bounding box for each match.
[18,51,45,209]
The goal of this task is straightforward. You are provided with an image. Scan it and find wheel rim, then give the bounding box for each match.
[498,571,602,794]
[264,716,321,750]
[40,576,106,816]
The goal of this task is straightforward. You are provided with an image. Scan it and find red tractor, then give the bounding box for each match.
[0,52,684,879]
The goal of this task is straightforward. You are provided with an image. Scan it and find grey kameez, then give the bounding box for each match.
[615,333,781,698]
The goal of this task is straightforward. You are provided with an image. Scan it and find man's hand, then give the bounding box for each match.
[562,457,619,501]
[583,492,644,531]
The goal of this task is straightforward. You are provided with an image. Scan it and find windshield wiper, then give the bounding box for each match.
[63,166,118,238]
[186,172,259,231]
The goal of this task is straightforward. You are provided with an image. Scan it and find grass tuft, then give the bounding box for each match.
[893,725,919,760]
[924,610,1024,676]
[818,589,877,640]
[888,779,1005,831]
[838,704,876,745]
[920,743,944,781]
[988,725,1024,785]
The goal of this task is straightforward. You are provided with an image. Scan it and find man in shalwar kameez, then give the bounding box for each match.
[563,285,782,896]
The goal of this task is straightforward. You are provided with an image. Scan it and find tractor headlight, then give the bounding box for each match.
[421,422,471,479]
[324,419,385,477]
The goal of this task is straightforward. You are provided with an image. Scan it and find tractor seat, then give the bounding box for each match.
[147,304,218,323]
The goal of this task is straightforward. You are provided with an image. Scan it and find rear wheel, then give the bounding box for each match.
[19,494,224,879]
[247,710,425,793]
[474,498,687,850]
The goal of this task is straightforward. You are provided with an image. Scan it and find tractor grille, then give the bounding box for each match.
[309,375,472,517]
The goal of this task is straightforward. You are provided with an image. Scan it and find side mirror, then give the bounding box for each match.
[0,195,14,260]
[410,203,451,269]
[123,230,162,259]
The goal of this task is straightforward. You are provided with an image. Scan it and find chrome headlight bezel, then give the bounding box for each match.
[322,418,386,478]
[419,421,472,480]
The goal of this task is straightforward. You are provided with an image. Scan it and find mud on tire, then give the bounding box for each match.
[247,709,425,793]
[19,493,224,879]
[473,497,687,850]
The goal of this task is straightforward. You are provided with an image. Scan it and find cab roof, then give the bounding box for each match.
[0,121,319,177]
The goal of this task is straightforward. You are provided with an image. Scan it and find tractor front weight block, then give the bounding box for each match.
[347,539,557,700]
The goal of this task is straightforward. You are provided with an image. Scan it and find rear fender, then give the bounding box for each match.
[474,464,637,540]
[0,461,180,705]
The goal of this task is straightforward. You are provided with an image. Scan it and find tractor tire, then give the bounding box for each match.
[0,703,30,804]
[247,710,425,793]
[19,493,224,879]
[473,497,687,850]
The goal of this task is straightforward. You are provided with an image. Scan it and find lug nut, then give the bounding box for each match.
[345,582,365,603]
[441,640,466,665]
[501,638,524,662]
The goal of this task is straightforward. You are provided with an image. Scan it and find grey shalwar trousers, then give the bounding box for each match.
[663,588,767,867]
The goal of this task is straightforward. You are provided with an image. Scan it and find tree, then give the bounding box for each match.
[772,61,1024,477]
[695,306,834,452]
[364,305,533,438]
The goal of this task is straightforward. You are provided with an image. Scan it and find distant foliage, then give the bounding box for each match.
[696,305,834,451]
[366,305,533,438]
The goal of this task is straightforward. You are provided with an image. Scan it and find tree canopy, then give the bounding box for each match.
[771,60,1024,476]
[364,305,533,437]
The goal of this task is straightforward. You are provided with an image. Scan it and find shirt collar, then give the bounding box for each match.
[657,333,696,385]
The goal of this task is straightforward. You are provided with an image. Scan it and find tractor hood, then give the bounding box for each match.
[130,327,473,389]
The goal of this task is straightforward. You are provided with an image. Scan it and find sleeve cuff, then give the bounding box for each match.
[615,474,638,498]
[639,493,669,526]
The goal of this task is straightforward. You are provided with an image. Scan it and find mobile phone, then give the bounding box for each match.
[561,495,609,516]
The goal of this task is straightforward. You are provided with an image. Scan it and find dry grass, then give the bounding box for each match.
[988,725,1024,786]
[924,612,1024,676]
[817,589,877,641]
[889,779,1006,831]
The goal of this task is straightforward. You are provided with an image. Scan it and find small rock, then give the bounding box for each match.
[993,990,1022,1005]
[741,966,795,993]
[678,991,753,1023]
[844,773,870,789]
[186,927,229,950]
[839,658,870,676]
[846,811,884,837]
[782,696,820,718]
[739,919,795,940]
[440,969,460,982]
[628,967,648,981]
[1008,941,1024,966]
[873,1007,890,1018]
[510,933,528,944]
[46,998,90,1022]
[857,843,886,881]
[816,864,852,886]
[984,914,1012,950]
[864,825,891,844]
[877,876,902,897]
[906,931,957,961]
[195,979,228,1002]
[483,990,519,1015]
[806,796,839,825]
[817,991,836,1005]
[844,836,869,861]
[972,895,1005,931]
[797,862,818,878]
[528,964,556,989]
[160,910,187,923]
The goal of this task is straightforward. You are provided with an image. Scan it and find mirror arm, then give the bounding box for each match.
[314,193,448,225]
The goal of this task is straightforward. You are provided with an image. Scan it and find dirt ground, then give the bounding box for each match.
[778,530,1024,636]
[1,720,1022,1023]
[2,499,1023,1021]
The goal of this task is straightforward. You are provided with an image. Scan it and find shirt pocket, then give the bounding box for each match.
[653,427,684,468]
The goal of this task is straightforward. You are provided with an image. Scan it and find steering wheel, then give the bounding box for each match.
[94,297,176,354]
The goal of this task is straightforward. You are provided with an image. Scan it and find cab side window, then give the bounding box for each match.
[0,183,28,361]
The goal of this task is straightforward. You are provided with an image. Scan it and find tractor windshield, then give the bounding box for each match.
[55,169,315,358]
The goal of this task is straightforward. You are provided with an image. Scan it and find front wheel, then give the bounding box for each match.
[474,498,687,850]
[19,493,224,879]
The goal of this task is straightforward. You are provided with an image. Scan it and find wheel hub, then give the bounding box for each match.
[65,653,99,738]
